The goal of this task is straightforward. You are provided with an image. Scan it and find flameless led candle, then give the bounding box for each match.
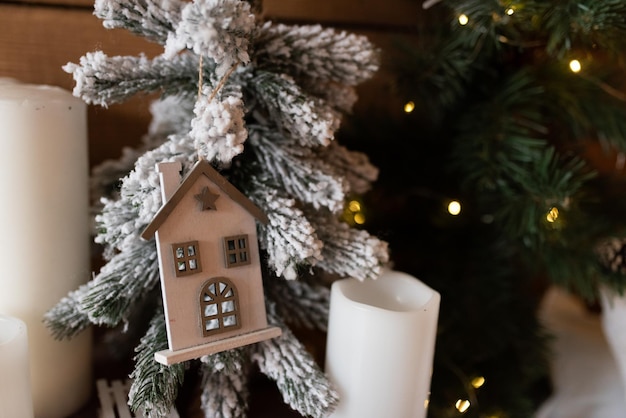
[0,83,92,418]
[325,269,440,418]
[0,315,34,418]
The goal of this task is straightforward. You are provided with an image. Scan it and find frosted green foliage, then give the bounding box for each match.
[247,180,324,280]
[48,0,388,416]
[91,95,195,201]
[255,22,380,86]
[251,303,339,418]
[120,135,197,222]
[315,141,379,195]
[129,313,186,416]
[44,282,95,339]
[304,81,359,114]
[308,209,389,281]
[146,94,196,141]
[248,127,348,213]
[94,0,182,43]
[91,147,145,202]
[164,0,254,77]
[81,239,160,327]
[200,348,250,418]
[265,275,331,331]
[95,197,142,254]
[64,52,199,107]
[250,71,340,148]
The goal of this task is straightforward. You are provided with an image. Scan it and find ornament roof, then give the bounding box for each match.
[141,159,268,240]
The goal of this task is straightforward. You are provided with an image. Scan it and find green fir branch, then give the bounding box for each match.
[129,312,186,417]
[200,347,251,418]
[64,52,200,107]
[80,240,160,327]
[43,282,94,340]
[263,272,330,332]
[250,301,338,418]
[94,0,182,44]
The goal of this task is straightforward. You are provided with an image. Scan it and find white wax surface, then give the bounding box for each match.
[0,315,34,418]
[325,269,440,418]
[0,83,92,418]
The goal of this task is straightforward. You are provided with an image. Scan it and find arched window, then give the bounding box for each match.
[200,277,241,336]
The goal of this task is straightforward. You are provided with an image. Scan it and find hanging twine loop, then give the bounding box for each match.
[197,56,241,102]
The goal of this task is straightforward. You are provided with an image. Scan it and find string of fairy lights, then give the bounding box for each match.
[340,2,601,415]
[398,5,586,234]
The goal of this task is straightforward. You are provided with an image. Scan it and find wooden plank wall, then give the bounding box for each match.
[0,0,423,168]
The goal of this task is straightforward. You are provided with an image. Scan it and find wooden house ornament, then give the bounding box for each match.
[142,160,281,365]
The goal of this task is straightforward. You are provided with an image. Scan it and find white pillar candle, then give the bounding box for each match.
[325,269,440,418]
[0,315,34,418]
[0,83,92,418]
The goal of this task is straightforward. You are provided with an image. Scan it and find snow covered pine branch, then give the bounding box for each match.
[44,0,389,417]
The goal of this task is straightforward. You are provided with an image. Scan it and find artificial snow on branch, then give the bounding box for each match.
[200,347,251,418]
[250,302,339,418]
[46,0,387,416]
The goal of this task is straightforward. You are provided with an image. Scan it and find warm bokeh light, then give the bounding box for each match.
[455,399,471,413]
[458,14,469,25]
[447,200,462,216]
[471,376,485,389]
[348,200,361,212]
[569,59,582,73]
[344,199,366,225]
[505,7,515,15]
[404,101,415,113]
[546,207,559,223]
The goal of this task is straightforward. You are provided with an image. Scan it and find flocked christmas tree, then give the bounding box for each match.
[44,0,389,417]
[333,0,626,417]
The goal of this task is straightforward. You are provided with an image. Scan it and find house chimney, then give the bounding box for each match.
[156,161,182,203]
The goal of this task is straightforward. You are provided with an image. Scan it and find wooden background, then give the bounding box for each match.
[0,0,424,416]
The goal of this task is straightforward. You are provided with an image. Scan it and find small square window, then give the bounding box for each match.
[171,241,202,277]
[223,235,251,268]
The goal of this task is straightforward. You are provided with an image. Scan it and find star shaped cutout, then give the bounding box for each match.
[195,186,219,211]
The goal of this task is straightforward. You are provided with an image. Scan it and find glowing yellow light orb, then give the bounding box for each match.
[505,7,515,15]
[569,59,582,73]
[353,213,366,225]
[546,207,559,223]
[447,200,462,216]
[471,376,485,388]
[458,14,469,25]
[348,200,361,213]
[404,101,415,113]
[455,399,471,413]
